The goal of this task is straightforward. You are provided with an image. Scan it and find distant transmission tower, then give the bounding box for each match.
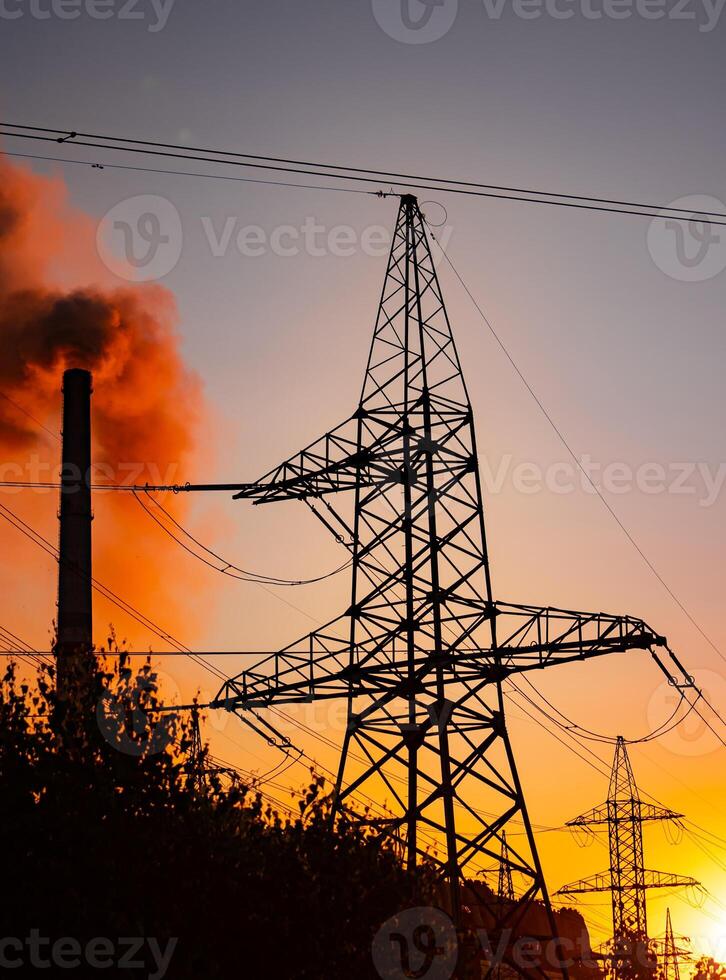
[653,908,691,980]
[498,831,515,903]
[186,705,208,794]
[662,909,681,980]
[557,738,699,980]
[214,196,696,976]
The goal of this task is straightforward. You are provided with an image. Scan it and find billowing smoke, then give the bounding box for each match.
[0,153,210,650]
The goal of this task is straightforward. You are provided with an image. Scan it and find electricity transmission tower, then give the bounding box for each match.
[656,908,691,980]
[557,738,699,980]
[498,831,515,903]
[186,706,208,794]
[214,195,694,973]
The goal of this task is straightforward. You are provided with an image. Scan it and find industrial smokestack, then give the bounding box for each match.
[56,368,93,694]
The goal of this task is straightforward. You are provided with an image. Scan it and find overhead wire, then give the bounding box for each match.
[133,488,351,586]
[515,673,700,746]
[506,680,726,881]
[427,224,726,674]
[3,124,726,225]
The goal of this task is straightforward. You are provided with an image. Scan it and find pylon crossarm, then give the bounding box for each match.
[494,603,665,669]
[566,803,610,827]
[556,871,613,895]
[213,604,666,709]
[641,871,700,890]
[638,803,685,822]
[229,415,365,503]
[567,801,683,828]
[557,870,699,897]
[231,410,415,503]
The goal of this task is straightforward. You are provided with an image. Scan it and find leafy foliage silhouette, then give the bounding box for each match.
[0,639,430,979]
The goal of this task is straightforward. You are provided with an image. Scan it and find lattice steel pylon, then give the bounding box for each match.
[214,195,694,974]
[498,831,516,903]
[557,738,699,980]
[657,908,691,980]
[186,705,208,794]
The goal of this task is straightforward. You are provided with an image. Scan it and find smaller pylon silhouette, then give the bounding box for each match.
[653,909,691,980]
[498,831,515,902]
[187,705,208,794]
[662,909,680,980]
[556,738,699,980]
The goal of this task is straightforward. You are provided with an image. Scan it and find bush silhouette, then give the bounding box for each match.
[0,645,427,979]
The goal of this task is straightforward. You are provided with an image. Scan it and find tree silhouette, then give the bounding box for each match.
[0,645,428,979]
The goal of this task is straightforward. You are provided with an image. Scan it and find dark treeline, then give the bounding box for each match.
[0,648,428,979]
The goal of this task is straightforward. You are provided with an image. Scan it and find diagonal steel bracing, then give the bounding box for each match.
[557,738,699,980]
[213,195,693,978]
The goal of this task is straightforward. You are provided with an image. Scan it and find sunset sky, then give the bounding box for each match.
[0,1,724,958]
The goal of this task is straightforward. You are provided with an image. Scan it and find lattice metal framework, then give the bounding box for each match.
[557,739,698,979]
[498,831,515,903]
[659,909,689,980]
[186,706,207,795]
[213,196,694,976]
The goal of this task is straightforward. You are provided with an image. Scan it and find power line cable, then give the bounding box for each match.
[428,226,726,669]
[133,489,351,586]
[515,674,700,746]
[3,125,726,226]
[0,150,375,197]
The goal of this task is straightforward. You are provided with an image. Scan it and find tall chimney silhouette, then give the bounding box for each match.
[56,368,93,694]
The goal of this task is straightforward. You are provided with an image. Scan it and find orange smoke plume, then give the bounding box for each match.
[0,153,210,651]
